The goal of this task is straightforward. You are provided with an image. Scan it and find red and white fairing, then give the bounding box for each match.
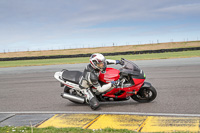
[99,67,145,98]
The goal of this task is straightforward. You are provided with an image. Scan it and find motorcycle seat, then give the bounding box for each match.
[62,70,82,84]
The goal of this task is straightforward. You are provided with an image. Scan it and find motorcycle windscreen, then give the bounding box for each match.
[99,68,120,83]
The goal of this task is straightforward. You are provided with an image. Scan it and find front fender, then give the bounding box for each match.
[142,82,151,88]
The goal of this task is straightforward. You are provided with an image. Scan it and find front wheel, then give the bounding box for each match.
[131,86,157,103]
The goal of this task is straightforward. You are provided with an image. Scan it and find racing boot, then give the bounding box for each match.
[89,96,99,110]
[85,89,100,110]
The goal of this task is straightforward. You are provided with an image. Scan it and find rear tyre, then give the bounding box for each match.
[131,86,157,103]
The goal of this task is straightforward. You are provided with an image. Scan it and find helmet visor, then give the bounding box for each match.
[97,60,107,71]
[97,62,105,69]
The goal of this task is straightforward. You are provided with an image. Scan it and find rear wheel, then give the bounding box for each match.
[131,86,157,103]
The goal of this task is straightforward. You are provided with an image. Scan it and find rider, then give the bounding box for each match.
[79,53,123,110]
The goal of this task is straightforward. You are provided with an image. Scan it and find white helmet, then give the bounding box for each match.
[90,53,107,71]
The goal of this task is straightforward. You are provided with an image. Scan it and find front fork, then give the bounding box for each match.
[142,82,152,88]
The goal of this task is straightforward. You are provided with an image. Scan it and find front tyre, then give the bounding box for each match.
[131,86,157,103]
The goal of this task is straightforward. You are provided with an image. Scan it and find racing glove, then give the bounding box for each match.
[116,60,124,65]
[111,79,120,88]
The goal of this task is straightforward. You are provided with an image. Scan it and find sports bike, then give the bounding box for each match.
[54,58,157,108]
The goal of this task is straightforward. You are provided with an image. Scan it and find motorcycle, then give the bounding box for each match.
[54,58,157,109]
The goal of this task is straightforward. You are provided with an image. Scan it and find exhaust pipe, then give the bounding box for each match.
[61,93,85,103]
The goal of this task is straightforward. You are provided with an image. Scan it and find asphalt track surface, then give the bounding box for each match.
[0,57,200,115]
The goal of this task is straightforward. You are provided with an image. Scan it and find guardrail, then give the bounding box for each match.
[1,47,200,61]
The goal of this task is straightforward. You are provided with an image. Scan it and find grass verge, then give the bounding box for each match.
[1,41,200,58]
[0,126,137,133]
[0,50,199,68]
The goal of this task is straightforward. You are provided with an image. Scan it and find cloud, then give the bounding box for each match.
[156,3,200,17]
[0,0,200,52]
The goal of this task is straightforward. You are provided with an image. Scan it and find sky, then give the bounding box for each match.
[0,0,200,53]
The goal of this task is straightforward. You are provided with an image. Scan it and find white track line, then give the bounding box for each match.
[0,111,200,117]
